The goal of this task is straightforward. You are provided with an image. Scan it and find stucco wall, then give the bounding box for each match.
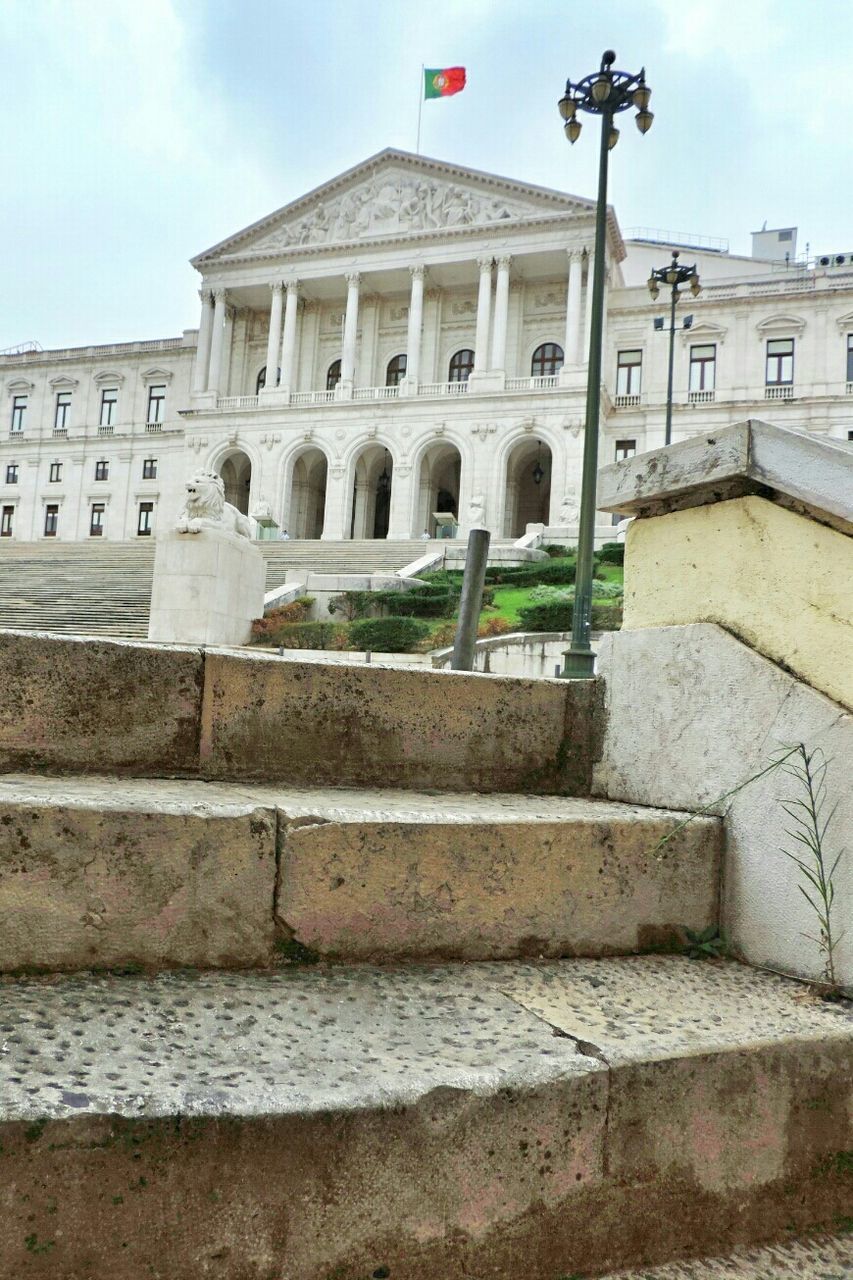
[622,495,853,710]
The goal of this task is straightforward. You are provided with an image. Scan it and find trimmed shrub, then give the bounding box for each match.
[372,585,460,618]
[251,598,315,642]
[598,541,625,565]
[327,590,375,621]
[270,621,343,649]
[485,558,577,588]
[591,579,624,599]
[543,543,575,558]
[591,604,623,630]
[349,616,431,652]
[517,601,623,633]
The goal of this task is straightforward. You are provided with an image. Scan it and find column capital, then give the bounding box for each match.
[495,254,512,270]
[567,248,584,263]
[284,278,300,296]
[269,280,284,295]
[198,287,213,303]
[345,271,361,288]
[212,287,227,303]
[409,264,426,281]
[476,255,494,273]
[424,287,442,302]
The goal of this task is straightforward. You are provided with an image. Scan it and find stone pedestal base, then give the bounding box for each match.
[148,528,266,646]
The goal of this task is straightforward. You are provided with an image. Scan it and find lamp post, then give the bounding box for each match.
[557,50,653,680]
[648,251,701,445]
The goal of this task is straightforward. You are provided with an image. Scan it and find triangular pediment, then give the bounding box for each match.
[193,149,601,265]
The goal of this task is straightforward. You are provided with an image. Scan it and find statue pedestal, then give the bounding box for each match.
[148,528,266,646]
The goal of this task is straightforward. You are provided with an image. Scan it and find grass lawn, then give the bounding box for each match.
[482,565,624,628]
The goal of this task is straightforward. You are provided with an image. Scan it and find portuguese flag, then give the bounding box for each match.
[424,67,466,99]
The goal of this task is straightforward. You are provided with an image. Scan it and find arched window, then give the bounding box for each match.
[448,349,475,382]
[256,366,280,393]
[386,354,407,387]
[531,343,564,377]
[326,359,341,391]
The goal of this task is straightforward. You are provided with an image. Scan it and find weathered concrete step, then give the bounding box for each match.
[0,631,600,794]
[0,957,849,1280]
[596,1233,852,1278]
[0,775,721,970]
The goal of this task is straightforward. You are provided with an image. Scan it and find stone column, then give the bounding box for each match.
[221,306,235,396]
[192,290,214,393]
[583,254,594,364]
[263,282,284,391]
[386,464,414,539]
[339,272,361,396]
[279,280,300,394]
[472,257,493,374]
[207,289,227,395]
[490,255,512,375]
[320,465,349,539]
[565,250,583,365]
[401,266,425,396]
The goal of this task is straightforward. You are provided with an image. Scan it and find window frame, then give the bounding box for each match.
[448,349,475,383]
[614,439,637,461]
[99,387,118,427]
[137,501,154,536]
[616,349,643,396]
[146,384,166,423]
[5,463,19,485]
[0,505,13,537]
[531,342,565,378]
[142,458,158,480]
[765,338,794,386]
[689,343,717,392]
[847,334,853,383]
[54,391,71,430]
[49,462,62,483]
[89,503,105,537]
[385,353,407,387]
[326,359,341,391]
[10,395,27,432]
[94,460,109,482]
[44,504,59,537]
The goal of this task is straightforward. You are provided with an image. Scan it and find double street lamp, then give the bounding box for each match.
[648,251,701,445]
[557,51,653,680]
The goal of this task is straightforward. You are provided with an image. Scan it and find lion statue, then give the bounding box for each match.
[175,471,252,539]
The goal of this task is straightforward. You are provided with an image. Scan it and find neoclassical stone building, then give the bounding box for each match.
[2,149,852,544]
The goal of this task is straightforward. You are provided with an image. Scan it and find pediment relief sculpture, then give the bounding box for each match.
[249,173,542,253]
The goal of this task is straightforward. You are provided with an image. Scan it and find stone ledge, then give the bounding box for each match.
[597,419,853,535]
[0,958,849,1279]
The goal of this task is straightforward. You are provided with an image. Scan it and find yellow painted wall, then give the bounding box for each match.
[623,496,853,710]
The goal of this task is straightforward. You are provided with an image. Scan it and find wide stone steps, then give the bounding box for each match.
[0,957,849,1279]
[0,775,721,971]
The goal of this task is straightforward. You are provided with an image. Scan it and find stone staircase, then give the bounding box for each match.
[0,630,849,1280]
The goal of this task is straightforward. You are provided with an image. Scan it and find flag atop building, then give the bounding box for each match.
[424,67,466,99]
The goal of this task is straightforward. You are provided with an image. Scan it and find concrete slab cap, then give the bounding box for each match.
[597,1234,853,1279]
[597,419,853,534]
[199,651,601,793]
[0,958,849,1280]
[0,776,277,971]
[0,630,203,775]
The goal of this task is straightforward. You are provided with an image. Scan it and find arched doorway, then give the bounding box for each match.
[416,442,461,537]
[218,450,252,515]
[503,439,552,536]
[350,445,393,539]
[288,448,328,539]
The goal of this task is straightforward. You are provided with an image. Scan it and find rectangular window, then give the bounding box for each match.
[847,335,853,383]
[146,385,166,423]
[10,395,27,432]
[94,460,109,481]
[616,350,642,396]
[90,503,105,537]
[49,462,62,483]
[137,501,154,536]
[44,504,59,537]
[5,463,18,485]
[54,392,71,430]
[766,338,794,385]
[689,344,716,392]
[99,388,118,427]
[142,457,158,480]
[1,506,13,537]
[615,439,637,461]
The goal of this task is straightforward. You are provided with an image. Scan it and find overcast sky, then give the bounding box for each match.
[2,0,850,350]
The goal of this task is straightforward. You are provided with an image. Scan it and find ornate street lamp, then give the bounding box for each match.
[557,51,653,680]
[648,251,701,445]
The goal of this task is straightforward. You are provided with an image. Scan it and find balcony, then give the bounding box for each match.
[506,374,560,391]
[145,422,163,433]
[353,385,398,401]
[211,375,567,413]
[764,385,794,401]
[97,424,115,436]
[289,390,335,407]
[419,380,468,396]
[614,393,642,408]
[52,428,68,439]
[688,389,715,404]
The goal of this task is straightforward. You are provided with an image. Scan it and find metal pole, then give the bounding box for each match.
[561,105,611,680]
[665,282,677,446]
[451,528,491,671]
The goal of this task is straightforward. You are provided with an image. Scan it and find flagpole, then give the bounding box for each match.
[416,64,424,153]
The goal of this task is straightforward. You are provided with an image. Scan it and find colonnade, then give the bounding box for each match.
[192,246,604,397]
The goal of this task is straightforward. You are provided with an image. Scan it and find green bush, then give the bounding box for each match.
[591,579,624,599]
[372,585,461,618]
[485,558,577,588]
[517,601,623,633]
[598,541,625,565]
[349,616,431,652]
[327,590,375,621]
[251,597,315,642]
[271,621,343,649]
[543,543,575,558]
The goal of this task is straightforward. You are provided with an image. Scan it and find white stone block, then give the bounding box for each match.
[148,529,266,646]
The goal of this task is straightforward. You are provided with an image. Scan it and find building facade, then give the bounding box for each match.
[2,149,852,545]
